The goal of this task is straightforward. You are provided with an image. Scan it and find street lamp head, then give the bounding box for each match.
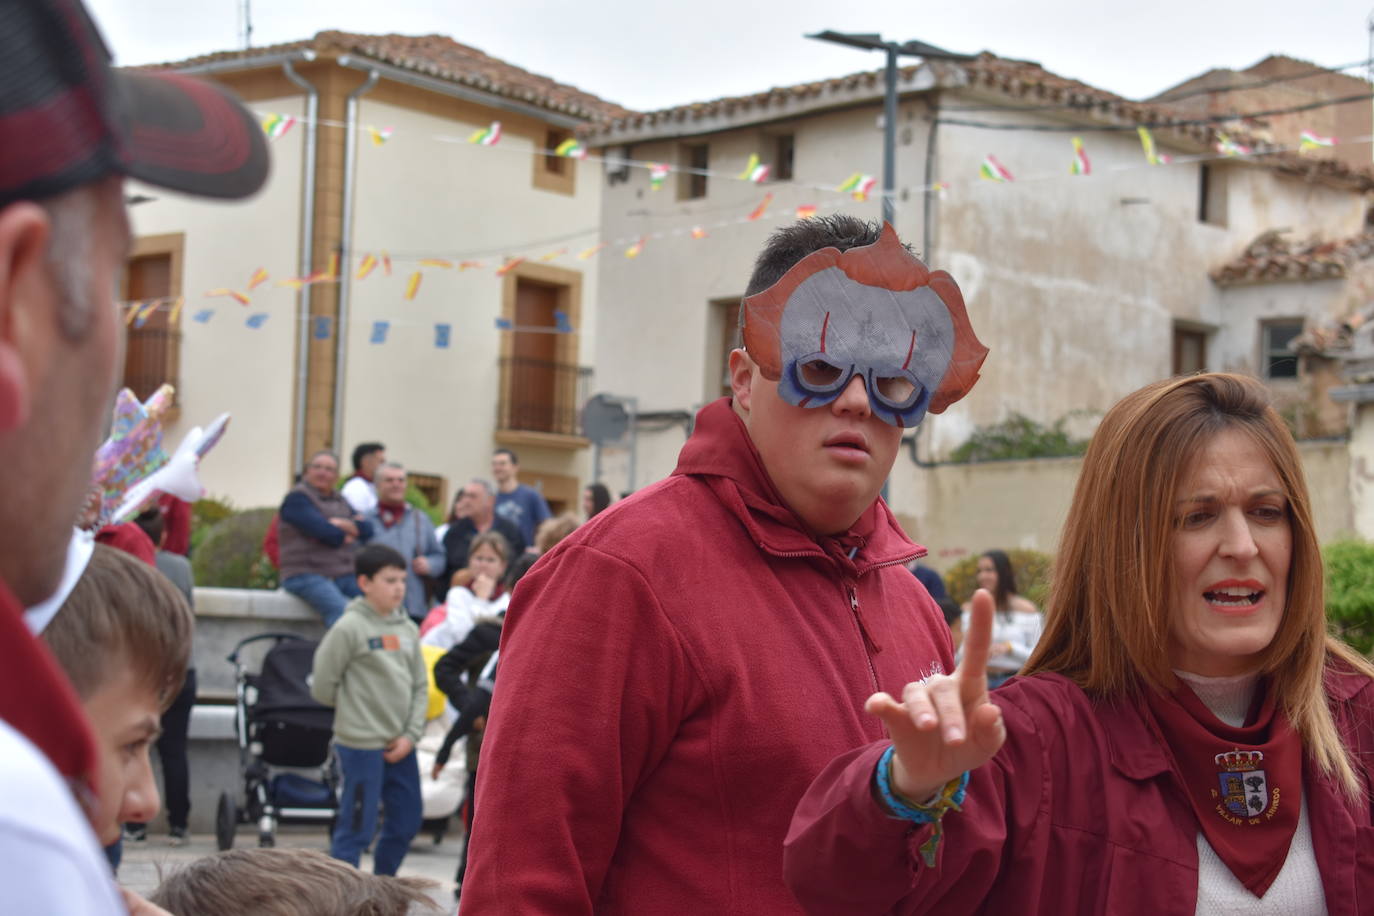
[805,30,975,61]
[805,31,888,52]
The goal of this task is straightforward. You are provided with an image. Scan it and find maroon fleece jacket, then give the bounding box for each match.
[462,398,954,914]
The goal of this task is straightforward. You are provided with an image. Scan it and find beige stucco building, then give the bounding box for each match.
[122,32,627,513]
[583,53,1373,561]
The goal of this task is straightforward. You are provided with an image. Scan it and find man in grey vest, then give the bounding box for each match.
[363,462,444,623]
[278,451,373,627]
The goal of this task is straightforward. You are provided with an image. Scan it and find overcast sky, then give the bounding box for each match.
[87,0,1372,112]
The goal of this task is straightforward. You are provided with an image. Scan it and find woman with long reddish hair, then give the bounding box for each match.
[785,373,1374,914]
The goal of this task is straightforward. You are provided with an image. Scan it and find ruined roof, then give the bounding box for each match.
[141,30,632,122]
[1212,228,1374,287]
[589,52,1374,191]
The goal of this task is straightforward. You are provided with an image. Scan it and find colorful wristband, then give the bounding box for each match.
[874,745,969,867]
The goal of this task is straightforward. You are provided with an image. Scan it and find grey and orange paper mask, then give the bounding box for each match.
[741,223,988,427]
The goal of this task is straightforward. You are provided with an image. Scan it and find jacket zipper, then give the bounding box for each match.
[763,543,925,698]
[848,585,881,694]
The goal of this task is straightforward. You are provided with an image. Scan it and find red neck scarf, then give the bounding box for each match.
[377,500,408,529]
[1143,679,1302,898]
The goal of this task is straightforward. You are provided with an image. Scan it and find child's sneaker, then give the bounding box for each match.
[123,824,147,842]
[167,826,189,847]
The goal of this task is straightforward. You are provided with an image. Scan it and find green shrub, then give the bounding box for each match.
[192,507,277,589]
[1325,539,1374,654]
[190,496,237,556]
[949,413,1090,463]
[406,483,443,527]
[944,549,1054,609]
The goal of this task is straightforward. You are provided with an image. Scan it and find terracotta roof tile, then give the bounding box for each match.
[1212,228,1374,286]
[593,52,1374,191]
[140,31,631,122]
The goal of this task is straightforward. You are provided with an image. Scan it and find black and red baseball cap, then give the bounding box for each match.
[0,0,269,208]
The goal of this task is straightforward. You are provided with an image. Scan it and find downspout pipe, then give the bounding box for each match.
[331,62,379,453]
[281,54,318,473]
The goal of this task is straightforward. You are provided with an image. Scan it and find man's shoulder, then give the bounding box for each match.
[0,721,121,912]
[553,477,735,565]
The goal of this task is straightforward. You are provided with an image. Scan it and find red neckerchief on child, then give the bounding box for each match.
[1143,678,1302,898]
[377,500,408,529]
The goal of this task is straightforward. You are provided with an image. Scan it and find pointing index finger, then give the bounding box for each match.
[959,588,994,700]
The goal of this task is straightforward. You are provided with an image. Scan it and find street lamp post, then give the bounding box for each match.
[806,31,974,225]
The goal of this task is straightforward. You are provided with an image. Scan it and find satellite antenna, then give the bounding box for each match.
[238,0,253,50]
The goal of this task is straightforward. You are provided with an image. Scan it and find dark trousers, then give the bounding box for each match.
[331,744,422,875]
[126,668,196,834]
[457,767,478,886]
[158,668,197,830]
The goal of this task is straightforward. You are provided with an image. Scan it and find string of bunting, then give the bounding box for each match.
[252,106,1364,201]
[122,114,1369,342]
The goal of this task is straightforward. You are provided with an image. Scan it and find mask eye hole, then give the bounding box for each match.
[873,374,917,404]
[797,358,846,390]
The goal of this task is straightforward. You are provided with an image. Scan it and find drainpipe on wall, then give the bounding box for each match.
[281,54,318,473]
[331,60,380,453]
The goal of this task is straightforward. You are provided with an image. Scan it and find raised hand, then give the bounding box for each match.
[472,572,497,600]
[866,588,1006,801]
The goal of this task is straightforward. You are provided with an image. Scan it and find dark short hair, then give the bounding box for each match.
[134,506,164,547]
[43,544,192,707]
[742,214,904,299]
[493,448,519,465]
[356,543,407,579]
[351,442,385,472]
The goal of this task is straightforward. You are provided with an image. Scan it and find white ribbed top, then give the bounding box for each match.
[1174,670,1326,916]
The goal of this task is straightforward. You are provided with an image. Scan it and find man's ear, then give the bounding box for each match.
[728,348,755,414]
[0,202,52,433]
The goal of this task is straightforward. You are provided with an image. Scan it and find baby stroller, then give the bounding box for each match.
[216,633,339,850]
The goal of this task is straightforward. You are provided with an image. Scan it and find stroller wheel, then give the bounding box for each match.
[258,830,276,848]
[215,792,237,851]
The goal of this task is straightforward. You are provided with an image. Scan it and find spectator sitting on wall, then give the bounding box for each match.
[434,490,466,545]
[363,462,444,624]
[490,449,550,548]
[341,441,386,516]
[278,451,373,627]
[440,479,524,590]
[425,532,512,653]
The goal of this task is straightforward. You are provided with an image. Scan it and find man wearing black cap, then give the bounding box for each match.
[0,1,267,911]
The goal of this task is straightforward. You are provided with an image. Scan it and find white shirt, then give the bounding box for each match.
[340,475,377,515]
[0,720,124,914]
[421,587,510,651]
[958,608,1043,674]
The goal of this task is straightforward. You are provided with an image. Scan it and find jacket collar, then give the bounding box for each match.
[671,398,923,574]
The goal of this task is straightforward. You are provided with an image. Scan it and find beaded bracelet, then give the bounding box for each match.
[874,745,969,868]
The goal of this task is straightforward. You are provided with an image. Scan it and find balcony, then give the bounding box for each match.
[496,356,592,448]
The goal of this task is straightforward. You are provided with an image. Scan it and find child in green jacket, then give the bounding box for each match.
[310,544,428,875]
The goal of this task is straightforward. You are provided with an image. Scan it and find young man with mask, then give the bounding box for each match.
[461,216,988,911]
